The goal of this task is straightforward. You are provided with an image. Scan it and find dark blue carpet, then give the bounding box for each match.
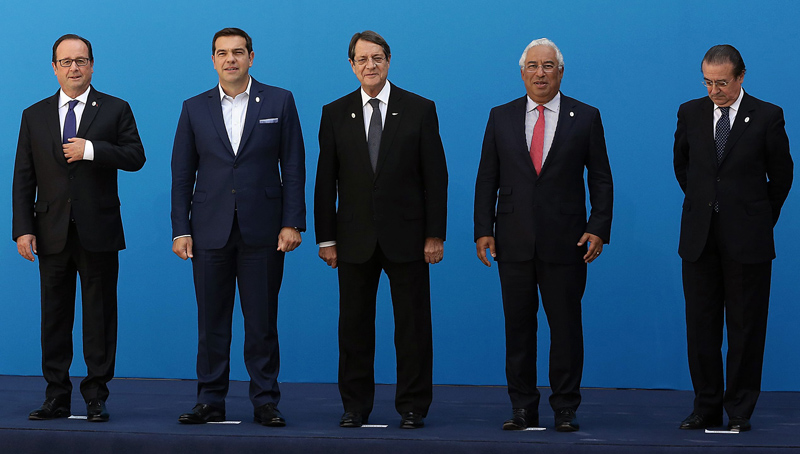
[1,375,798,453]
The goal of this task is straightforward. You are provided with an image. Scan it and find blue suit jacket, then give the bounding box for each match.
[171,79,306,249]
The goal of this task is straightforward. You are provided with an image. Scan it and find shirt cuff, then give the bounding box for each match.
[173,234,191,242]
[318,241,336,248]
[83,140,94,161]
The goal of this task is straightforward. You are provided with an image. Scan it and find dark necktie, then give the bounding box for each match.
[713,106,730,212]
[715,106,730,163]
[367,98,382,171]
[63,99,79,144]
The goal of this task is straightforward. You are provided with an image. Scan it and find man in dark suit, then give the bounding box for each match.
[474,38,613,432]
[171,28,305,426]
[315,30,448,429]
[674,45,792,432]
[12,34,146,422]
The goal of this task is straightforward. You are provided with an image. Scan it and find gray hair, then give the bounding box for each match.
[518,38,564,69]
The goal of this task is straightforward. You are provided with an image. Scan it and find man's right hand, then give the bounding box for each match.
[476,236,496,267]
[173,236,193,260]
[16,234,37,262]
[319,245,338,269]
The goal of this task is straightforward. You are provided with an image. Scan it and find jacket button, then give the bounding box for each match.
[232,189,236,194]
[708,202,712,207]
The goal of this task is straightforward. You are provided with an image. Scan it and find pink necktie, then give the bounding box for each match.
[530,105,545,174]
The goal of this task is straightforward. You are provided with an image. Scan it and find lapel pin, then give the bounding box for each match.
[569,111,574,117]
[92,101,97,107]
[256,97,260,103]
[744,117,750,123]
[351,113,356,118]
[392,112,398,116]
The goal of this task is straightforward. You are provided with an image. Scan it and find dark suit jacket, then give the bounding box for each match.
[171,79,306,249]
[474,93,613,264]
[12,87,146,255]
[673,92,793,263]
[315,84,448,264]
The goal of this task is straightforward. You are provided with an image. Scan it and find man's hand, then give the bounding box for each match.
[424,237,444,264]
[63,137,86,163]
[476,236,496,267]
[319,245,337,269]
[173,236,193,260]
[578,232,604,264]
[16,234,37,262]
[277,227,302,252]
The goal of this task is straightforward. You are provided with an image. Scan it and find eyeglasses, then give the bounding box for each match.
[524,63,558,73]
[353,56,386,66]
[56,58,90,67]
[702,79,730,88]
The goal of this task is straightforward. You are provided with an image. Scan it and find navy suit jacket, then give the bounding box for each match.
[673,92,792,263]
[12,87,145,255]
[474,93,613,264]
[314,84,448,264]
[171,79,306,249]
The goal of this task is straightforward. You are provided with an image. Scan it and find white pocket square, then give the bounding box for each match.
[259,118,279,124]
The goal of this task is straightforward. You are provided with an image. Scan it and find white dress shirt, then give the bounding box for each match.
[713,87,744,138]
[219,77,252,155]
[58,87,95,160]
[525,92,560,164]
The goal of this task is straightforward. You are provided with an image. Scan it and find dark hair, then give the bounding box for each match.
[212,28,253,54]
[348,30,391,61]
[702,44,746,78]
[52,34,93,63]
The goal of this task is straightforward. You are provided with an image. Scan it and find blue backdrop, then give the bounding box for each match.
[1,0,798,391]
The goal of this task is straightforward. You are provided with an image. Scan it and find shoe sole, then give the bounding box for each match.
[29,409,71,420]
[255,417,286,427]
[556,424,579,432]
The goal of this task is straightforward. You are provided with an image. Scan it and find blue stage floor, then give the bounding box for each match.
[1,375,798,453]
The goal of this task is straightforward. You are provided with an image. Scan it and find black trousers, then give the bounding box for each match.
[497,257,586,415]
[38,222,118,403]
[191,216,285,410]
[682,213,771,419]
[337,244,433,417]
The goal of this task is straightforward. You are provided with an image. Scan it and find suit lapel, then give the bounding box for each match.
[206,86,235,156]
[541,93,575,177]
[719,92,754,166]
[77,87,100,138]
[238,79,264,157]
[346,89,375,178]
[374,85,404,178]
[509,96,536,175]
[45,91,66,167]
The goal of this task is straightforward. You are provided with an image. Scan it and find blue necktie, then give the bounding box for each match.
[63,100,79,144]
[713,107,730,212]
[367,98,382,171]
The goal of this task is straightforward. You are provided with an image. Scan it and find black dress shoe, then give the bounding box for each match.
[503,408,539,430]
[554,408,579,432]
[86,399,109,422]
[29,398,71,420]
[400,411,425,429]
[339,411,367,428]
[728,417,751,432]
[679,412,722,430]
[254,403,286,427]
[178,403,225,424]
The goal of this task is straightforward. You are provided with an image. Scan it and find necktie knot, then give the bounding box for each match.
[369,98,381,110]
[68,99,79,110]
[536,105,545,114]
[719,106,729,118]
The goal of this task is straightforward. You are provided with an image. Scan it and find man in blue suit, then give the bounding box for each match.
[171,28,306,426]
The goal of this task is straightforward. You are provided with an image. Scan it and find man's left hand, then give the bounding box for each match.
[578,232,604,264]
[63,137,86,163]
[424,237,444,264]
[278,227,302,252]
